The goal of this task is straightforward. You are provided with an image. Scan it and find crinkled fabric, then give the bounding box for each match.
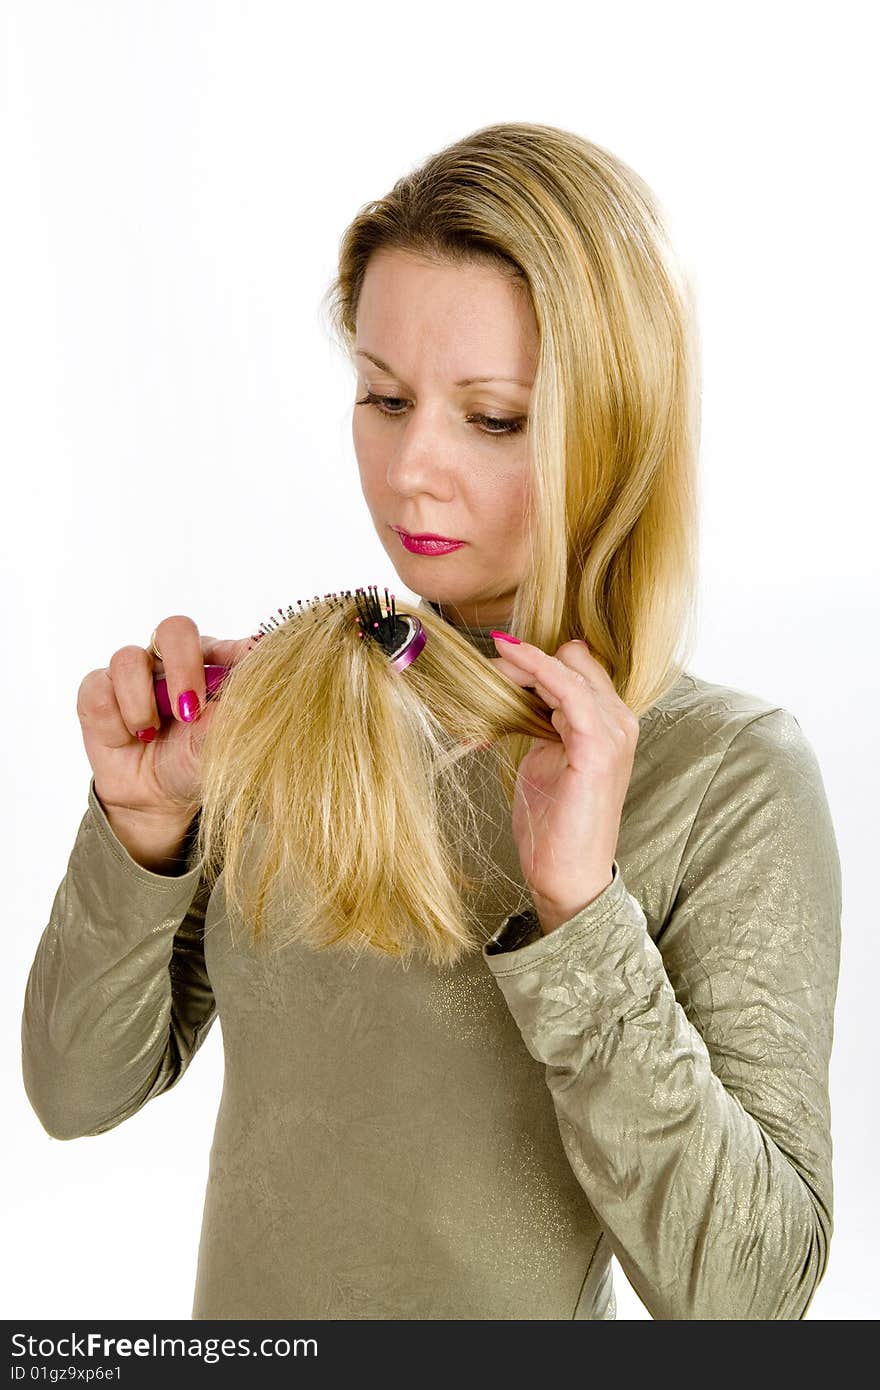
[21,600,841,1319]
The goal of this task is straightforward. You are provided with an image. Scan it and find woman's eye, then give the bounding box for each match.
[355,391,525,437]
[363,392,407,415]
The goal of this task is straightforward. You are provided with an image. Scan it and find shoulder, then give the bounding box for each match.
[645,673,840,907]
[636,669,826,786]
[633,671,837,887]
[637,679,842,1013]
[638,669,786,748]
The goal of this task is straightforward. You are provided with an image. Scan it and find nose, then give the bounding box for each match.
[384,403,456,501]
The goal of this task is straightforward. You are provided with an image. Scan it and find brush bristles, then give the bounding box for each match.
[250,586,410,659]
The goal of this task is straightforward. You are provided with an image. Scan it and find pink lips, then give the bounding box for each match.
[393,527,465,556]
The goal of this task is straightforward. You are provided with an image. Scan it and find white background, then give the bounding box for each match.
[3,0,877,1322]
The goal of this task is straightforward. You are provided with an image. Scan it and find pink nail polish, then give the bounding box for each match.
[178,690,200,722]
[136,726,158,743]
[490,630,521,645]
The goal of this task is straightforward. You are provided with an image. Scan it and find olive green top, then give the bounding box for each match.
[21,600,842,1319]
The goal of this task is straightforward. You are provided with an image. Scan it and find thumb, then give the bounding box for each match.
[186,693,222,757]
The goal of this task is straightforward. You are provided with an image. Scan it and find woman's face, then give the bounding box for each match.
[352,247,538,630]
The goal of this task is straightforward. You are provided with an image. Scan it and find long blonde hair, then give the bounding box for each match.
[194,596,559,969]
[195,122,702,968]
[323,121,701,803]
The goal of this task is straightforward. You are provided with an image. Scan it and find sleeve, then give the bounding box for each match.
[21,776,218,1141]
[481,708,842,1320]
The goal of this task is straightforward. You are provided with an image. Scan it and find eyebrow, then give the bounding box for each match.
[355,350,532,389]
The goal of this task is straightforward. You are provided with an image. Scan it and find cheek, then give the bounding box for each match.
[479,464,530,534]
[352,406,380,455]
[351,411,367,462]
[352,422,383,494]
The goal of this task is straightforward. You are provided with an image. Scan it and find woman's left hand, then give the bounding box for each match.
[490,634,641,935]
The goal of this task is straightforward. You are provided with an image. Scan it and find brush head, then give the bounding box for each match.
[248,585,428,672]
[353,585,427,671]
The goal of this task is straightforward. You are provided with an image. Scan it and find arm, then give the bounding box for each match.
[483,709,842,1320]
[21,776,218,1140]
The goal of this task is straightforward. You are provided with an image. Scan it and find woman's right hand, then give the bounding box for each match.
[78,615,253,824]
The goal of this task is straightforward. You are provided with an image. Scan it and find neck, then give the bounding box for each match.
[422,599,512,632]
[416,597,504,659]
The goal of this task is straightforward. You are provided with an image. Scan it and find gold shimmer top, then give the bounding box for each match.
[21,598,842,1320]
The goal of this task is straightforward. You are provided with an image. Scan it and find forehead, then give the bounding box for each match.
[355,248,538,373]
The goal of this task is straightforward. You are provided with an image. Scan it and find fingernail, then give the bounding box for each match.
[490,630,521,645]
[136,726,158,743]
[178,690,200,722]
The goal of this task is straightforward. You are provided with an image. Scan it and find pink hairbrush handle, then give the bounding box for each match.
[153,664,232,719]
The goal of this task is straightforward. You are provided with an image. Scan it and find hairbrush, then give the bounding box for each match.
[152,585,427,717]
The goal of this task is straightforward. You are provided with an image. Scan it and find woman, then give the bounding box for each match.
[21,122,841,1320]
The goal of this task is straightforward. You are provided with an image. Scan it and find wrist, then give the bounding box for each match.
[530,871,614,936]
[95,794,199,876]
[93,786,197,831]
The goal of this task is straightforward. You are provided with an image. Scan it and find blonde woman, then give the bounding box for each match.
[21,122,841,1321]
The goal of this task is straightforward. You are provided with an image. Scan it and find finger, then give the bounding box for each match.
[553,638,618,693]
[107,645,163,739]
[150,632,252,723]
[490,637,606,760]
[199,634,255,668]
[151,615,208,724]
[486,650,569,717]
[490,636,600,705]
[487,655,552,713]
[491,636,627,730]
[487,654,540,688]
[79,665,152,748]
[554,641,640,737]
[492,634,607,684]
